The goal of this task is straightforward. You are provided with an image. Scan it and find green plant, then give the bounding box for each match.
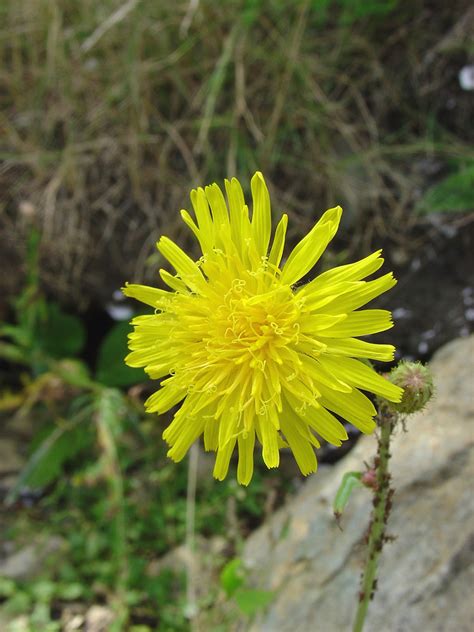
[0,231,85,373]
[0,230,144,629]
[416,162,474,214]
[220,557,274,617]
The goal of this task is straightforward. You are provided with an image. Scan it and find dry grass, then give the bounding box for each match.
[1,0,472,308]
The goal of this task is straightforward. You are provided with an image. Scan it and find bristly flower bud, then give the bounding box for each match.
[386,361,434,414]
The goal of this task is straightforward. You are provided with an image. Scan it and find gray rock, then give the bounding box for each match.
[241,336,474,632]
[0,536,65,581]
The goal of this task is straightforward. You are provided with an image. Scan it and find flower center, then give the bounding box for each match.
[208,278,300,369]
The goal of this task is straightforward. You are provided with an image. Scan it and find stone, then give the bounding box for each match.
[84,605,115,632]
[239,336,474,632]
[0,536,65,581]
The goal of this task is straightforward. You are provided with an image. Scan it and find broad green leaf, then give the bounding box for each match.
[220,558,245,597]
[54,359,95,389]
[6,410,93,501]
[234,587,275,616]
[96,321,144,387]
[37,302,86,358]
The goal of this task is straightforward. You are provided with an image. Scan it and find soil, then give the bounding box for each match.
[382,216,474,362]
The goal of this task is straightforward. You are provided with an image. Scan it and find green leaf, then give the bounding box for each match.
[31,580,56,603]
[0,340,28,364]
[416,164,474,214]
[339,0,399,23]
[37,302,86,358]
[0,577,16,598]
[220,558,245,597]
[234,587,275,616]
[6,409,93,501]
[0,323,30,346]
[333,471,363,517]
[3,591,32,615]
[54,359,95,389]
[96,321,143,387]
[56,583,85,601]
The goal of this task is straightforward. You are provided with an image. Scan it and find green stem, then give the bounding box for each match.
[352,410,396,632]
[95,390,128,630]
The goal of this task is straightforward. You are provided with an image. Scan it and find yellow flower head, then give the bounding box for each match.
[123,172,402,484]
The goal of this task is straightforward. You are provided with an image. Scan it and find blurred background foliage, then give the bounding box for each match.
[1,0,472,306]
[1,0,473,630]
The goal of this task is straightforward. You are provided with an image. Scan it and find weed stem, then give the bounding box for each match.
[185,443,199,625]
[352,409,396,632]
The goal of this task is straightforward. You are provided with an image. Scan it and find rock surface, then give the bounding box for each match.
[0,536,65,581]
[241,336,474,632]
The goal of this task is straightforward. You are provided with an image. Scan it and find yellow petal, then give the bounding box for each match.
[125,347,170,368]
[224,177,245,248]
[213,436,237,480]
[305,249,384,289]
[237,429,255,486]
[205,183,232,251]
[204,417,219,451]
[180,209,205,251]
[159,269,189,293]
[129,313,172,329]
[157,237,206,292]
[145,362,173,380]
[257,412,280,468]
[145,385,186,414]
[224,178,244,223]
[166,416,206,462]
[321,355,403,402]
[318,309,393,338]
[301,281,361,312]
[122,283,170,308]
[305,404,348,446]
[218,408,239,449]
[190,187,215,251]
[318,273,397,314]
[281,206,342,286]
[268,214,288,270]
[321,337,396,361]
[280,406,317,475]
[318,385,376,434]
[251,171,272,256]
[299,313,347,333]
[299,354,352,393]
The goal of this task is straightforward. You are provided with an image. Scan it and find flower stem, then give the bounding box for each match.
[185,443,199,625]
[352,409,396,632]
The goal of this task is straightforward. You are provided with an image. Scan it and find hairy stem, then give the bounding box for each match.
[352,409,396,632]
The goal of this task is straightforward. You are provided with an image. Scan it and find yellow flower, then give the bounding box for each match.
[123,172,402,485]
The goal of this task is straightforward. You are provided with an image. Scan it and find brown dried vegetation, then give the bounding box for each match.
[1,1,472,309]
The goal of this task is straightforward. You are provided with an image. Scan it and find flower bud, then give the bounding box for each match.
[361,468,378,489]
[387,361,434,414]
